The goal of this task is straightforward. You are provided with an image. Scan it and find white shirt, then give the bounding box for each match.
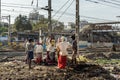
[47,44,56,52]
[26,42,34,51]
[34,44,43,53]
[57,42,72,56]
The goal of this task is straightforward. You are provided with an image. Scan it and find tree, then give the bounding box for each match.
[14,15,32,31]
[32,18,48,32]
[32,18,64,32]
[0,27,8,35]
[52,20,64,32]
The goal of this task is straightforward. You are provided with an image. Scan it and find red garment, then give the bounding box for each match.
[36,57,42,64]
[35,54,42,64]
[58,55,67,69]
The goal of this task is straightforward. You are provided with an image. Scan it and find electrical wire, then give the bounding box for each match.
[97,0,120,6]
[2,4,34,9]
[2,8,116,22]
[52,0,70,18]
[3,1,120,8]
[2,2,31,7]
[85,0,120,9]
[53,9,116,21]
[81,15,115,21]
[57,0,75,21]
[1,9,48,18]
[111,0,120,3]
[2,9,30,13]
[1,1,118,23]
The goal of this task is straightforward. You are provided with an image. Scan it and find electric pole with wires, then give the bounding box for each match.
[0,0,1,23]
[41,0,53,36]
[76,0,80,54]
[48,0,52,36]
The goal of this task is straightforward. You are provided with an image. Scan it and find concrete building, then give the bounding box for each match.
[29,12,44,24]
[64,22,75,30]
[80,20,89,29]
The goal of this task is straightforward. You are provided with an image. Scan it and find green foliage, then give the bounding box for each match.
[51,19,64,32]
[0,27,8,35]
[32,18,48,31]
[14,15,32,31]
[32,18,64,32]
[95,59,120,65]
[11,32,17,36]
[71,23,75,29]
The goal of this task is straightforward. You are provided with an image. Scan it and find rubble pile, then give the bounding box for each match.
[85,52,107,59]
[0,60,117,80]
[107,52,120,59]
[85,52,120,59]
[0,52,119,79]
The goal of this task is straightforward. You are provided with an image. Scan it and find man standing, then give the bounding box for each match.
[26,39,34,69]
[71,35,77,64]
[56,36,72,69]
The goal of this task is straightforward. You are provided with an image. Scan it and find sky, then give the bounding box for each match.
[1,0,120,24]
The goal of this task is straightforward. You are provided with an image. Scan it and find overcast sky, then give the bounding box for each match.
[1,0,120,24]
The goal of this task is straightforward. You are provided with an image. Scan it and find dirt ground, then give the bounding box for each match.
[0,52,120,80]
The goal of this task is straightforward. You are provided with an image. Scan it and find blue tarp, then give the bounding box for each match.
[0,36,8,41]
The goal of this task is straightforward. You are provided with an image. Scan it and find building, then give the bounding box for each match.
[64,22,75,30]
[80,20,89,29]
[29,11,44,24]
[0,22,9,27]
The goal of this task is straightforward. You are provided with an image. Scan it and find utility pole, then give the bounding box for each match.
[76,0,80,54]
[48,0,52,36]
[8,15,11,42]
[41,0,53,36]
[36,0,38,9]
[2,15,11,43]
[0,0,1,23]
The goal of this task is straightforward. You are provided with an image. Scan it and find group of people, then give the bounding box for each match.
[25,35,77,70]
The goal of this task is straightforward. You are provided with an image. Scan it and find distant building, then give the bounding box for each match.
[13,31,39,41]
[52,22,64,31]
[64,22,75,30]
[64,21,89,31]
[64,25,71,30]
[68,22,75,29]
[29,11,44,24]
[80,20,89,29]
[0,22,9,27]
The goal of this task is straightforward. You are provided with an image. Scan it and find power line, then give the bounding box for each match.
[2,4,34,9]
[4,1,120,9]
[2,9,30,13]
[52,0,70,18]
[111,0,120,3]
[1,1,117,22]
[97,0,120,6]
[2,9,48,18]
[53,9,116,21]
[2,3,31,7]
[81,15,116,21]
[2,8,116,22]
[85,0,120,9]
[2,1,119,20]
[57,0,75,21]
